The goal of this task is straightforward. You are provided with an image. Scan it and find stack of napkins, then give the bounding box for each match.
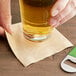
[6,23,73,67]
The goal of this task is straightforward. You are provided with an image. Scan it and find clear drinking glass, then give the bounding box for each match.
[19,0,56,42]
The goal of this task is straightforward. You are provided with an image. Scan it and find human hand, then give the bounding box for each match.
[49,0,76,27]
[0,0,12,36]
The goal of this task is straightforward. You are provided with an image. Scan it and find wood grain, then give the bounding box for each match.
[0,0,76,76]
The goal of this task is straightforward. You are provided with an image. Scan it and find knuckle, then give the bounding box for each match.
[4,14,12,20]
[55,13,64,21]
[0,14,12,21]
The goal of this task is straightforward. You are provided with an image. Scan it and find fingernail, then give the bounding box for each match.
[52,10,58,16]
[49,18,58,26]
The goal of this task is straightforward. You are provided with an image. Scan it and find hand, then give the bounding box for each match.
[0,0,12,36]
[49,0,76,27]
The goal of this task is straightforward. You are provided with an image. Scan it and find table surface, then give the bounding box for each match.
[0,0,76,76]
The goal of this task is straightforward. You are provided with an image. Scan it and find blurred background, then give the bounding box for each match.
[11,0,21,24]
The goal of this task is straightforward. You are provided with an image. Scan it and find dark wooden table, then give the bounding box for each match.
[0,0,76,76]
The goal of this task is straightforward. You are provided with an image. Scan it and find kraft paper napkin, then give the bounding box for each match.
[6,23,73,67]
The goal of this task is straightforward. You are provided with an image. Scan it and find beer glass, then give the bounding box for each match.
[19,0,56,41]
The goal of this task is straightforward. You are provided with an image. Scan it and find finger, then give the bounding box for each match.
[0,26,5,36]
[51,0,69,16]
[0,0,12,34]
[49,7,76,27]
[53,0,75,22]
[0,17,12,34]
[49,8,76,27]
[60,8,76,25]
[49,17,60,27]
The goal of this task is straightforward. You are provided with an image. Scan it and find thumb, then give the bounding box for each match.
[51,0,69,16]
[0,0,12,34]
[0,15,12,34]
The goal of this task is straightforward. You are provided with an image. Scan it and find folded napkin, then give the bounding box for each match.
[6,23,73,66]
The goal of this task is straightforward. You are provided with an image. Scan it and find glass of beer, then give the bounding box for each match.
[19,0,56,42]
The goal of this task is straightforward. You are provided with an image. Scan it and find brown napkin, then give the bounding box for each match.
[6,23,73,66]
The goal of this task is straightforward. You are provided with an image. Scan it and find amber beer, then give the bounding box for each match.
[19,0,55,41]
